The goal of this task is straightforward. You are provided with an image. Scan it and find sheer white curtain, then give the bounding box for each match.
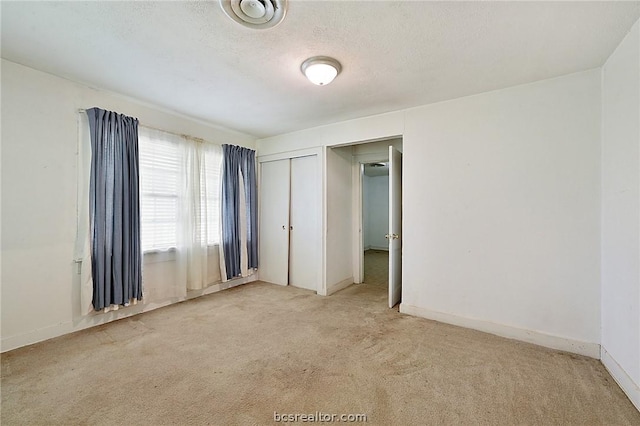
[77,122,223,314]
[75,112,94,315]
[139,127,223,295]
[139,127,223,294]
[138,127,186,301]
[177,138,222,290]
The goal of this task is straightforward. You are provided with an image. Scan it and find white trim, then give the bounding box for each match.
[328,134,403,149]
[1,275,257,353]
[186,274,256,299]
[399,303,600,358]
[321,146,329,296]
[353,152,390,164]
[257,147,322,164]
[352,153,390,285]
[2,322,78,355]
[353,162,364,283]
[316,149,326,295]
[323,277,354,296]
[601,346,640,412]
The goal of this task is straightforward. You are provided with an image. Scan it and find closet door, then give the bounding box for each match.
[289,155,319,291]
[259,159,290,286]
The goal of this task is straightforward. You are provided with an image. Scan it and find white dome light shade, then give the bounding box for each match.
[301,56,342,86]
[304,64,337,86]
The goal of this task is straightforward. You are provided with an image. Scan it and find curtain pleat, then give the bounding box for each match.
[86,107,142,311]
[177,139,211,291]
[220,145,258,281]
[241,150,258,269]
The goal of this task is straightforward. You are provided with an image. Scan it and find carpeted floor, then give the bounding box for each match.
[2,281,639,425]
[363,249,389,289]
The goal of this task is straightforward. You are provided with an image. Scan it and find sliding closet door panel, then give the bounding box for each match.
[259,159,290,286]
[289,155,319,291]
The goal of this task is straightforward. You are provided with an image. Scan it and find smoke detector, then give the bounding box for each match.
[220,0,287,30]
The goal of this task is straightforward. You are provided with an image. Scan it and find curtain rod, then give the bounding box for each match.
[77,108,210,145]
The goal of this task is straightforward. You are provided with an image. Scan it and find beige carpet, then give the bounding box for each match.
[2,282,639,425]
[363,249,389,288]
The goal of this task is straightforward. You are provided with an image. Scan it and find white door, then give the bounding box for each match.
[388,146,402,308]
[289,155,319,291]
[258,159,290,286]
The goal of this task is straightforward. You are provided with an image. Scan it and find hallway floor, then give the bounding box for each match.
[363,249,388,288]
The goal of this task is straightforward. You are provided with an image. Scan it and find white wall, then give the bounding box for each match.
[1,59,256,351]
[403,69,601,356]
[601,20,640,410]
[257,69,602,357]
[258,111,404,157]
[325,146,353,293]
[364,175,389,250]
[362,174,371,249]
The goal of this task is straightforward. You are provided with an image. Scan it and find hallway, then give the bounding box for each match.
[363,249,388,288]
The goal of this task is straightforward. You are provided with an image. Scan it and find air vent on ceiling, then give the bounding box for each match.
[220,0,287,30]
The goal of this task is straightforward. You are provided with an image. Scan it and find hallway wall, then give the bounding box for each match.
[363,175,389,250]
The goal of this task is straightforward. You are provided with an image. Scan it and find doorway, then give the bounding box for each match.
[350,139,403,308]
[362,162,390,290]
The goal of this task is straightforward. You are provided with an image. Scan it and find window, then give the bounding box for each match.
[203,148,222,245]
[139,128,180,252]
[138,127,222,252]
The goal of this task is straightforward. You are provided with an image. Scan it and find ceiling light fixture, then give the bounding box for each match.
[301,56,342,86]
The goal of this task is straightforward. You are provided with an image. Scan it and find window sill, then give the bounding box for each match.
[143,245,220,264]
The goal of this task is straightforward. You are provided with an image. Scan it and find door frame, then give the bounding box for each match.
[351,152,390,284]
[257,147,325,295]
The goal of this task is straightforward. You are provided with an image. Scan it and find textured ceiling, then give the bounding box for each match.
[2,1,639,138]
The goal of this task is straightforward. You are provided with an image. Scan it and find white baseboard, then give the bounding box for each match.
[1,275,257,353]
[601,346,640,411]
[326,277,354,296]
[2,322,78,354]
[399,303,600,358]
[366,246,388,252]
[187,274,256,299]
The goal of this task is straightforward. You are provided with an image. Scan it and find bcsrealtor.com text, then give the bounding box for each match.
[273,411,367,423]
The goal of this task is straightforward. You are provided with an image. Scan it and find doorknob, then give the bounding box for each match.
[290,226,293,230]
[385,233,400,240]
[282,225,286,230]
